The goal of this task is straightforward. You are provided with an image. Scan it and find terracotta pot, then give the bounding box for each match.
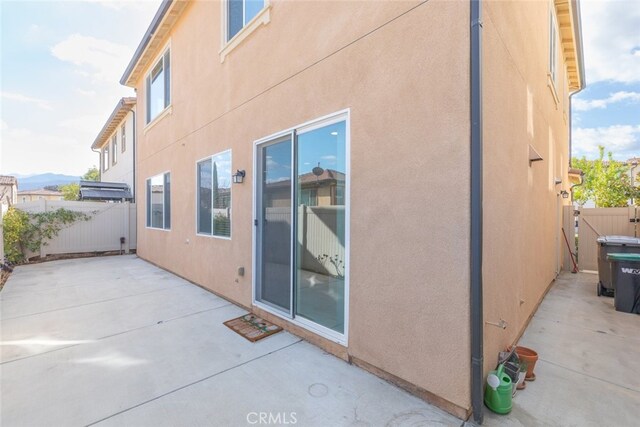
[515,346,538,380]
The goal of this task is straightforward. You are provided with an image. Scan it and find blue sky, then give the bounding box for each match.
[0,0,638,177]
[571,0,640,161]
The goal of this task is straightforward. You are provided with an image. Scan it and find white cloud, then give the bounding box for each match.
[58,114,107,135]
[580,0,640,83]
[1,91,53,110]
[1,120,7,130]
[51,34,132,83]
[573,124,640,159]
[573,91,640,111]
[76,88,97,97]
[0,123,94,175]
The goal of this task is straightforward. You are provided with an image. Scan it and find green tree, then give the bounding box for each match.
[571,146,637,207]
[59,183,80,201]
[82,166,100,181]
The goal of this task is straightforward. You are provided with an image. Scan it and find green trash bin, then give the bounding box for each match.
[606,253,640,314]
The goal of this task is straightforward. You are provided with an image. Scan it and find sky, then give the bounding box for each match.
[0,0,638,177]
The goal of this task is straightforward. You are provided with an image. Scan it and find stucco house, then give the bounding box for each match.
[119,0,584,422]
[0,176,18,207]
[17,189,63,203]
[91,97,137,200]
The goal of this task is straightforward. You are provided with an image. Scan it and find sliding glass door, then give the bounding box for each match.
[255,113,348,340]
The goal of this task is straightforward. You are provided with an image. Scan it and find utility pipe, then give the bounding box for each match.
[470,0,484,424]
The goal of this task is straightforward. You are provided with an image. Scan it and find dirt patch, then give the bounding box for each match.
[0,269,10,292]
[24,250,136,264]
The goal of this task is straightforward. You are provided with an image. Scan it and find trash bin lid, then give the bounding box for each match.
[607,253,640,261]
[598,236,640,245]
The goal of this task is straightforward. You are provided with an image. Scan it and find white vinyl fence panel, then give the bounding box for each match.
[17,200,136,258]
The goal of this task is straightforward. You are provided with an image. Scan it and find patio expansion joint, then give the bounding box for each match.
[538,358,640,394]
[0,303,233,365]
[0,284,186,321]
[533,315,640,343]
[84,338,304,427]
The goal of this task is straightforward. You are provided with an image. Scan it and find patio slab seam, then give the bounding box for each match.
[537,358,640,394]
[1,302,233,365]
[0,283,186,321]
[85,339,304,427]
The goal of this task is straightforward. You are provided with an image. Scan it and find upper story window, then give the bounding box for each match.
[121,123,126,152]
[227,0,265,41]
[103,146,109,172]
[146,49,171,124]
[549,8,558,84]
[112,135,118,165]
[146,172,171,230]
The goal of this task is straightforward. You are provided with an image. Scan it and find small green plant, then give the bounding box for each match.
[2,207,90,264]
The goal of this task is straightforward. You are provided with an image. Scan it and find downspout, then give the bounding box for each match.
[131,108,137,203]
[91,147,102,181]
[470,0,484,424]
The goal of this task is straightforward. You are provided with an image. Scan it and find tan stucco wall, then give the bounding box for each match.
[482,0,574,374]
[133,0,471,413]
[17,193,63,203]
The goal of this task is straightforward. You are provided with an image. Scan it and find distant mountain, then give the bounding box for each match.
[17,173,79,191]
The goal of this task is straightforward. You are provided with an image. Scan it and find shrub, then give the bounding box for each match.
[2,207,89,264]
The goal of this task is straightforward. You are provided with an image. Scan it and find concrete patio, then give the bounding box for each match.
[0,255,461,427]
[481,272,640,427]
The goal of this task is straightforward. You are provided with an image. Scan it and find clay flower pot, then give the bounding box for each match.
[515,346,538,381]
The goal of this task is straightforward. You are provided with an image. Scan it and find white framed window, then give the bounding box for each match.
[121,123,126,152]
[146,172,171,230]
[145,49,171,124]
[197,150,232,238]
[549,7,558,84]
[227,0,265,41]
[103,146,109,171]
[112,135,118,165]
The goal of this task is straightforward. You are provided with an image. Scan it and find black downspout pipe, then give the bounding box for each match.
[470,0,484,424]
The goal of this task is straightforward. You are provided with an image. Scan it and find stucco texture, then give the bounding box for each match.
[134,0,471,414]
[482,0,574,375]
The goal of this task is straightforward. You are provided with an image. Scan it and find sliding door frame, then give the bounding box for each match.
[252,109,350,346]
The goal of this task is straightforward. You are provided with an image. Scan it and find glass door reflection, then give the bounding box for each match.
[295,121,346,333]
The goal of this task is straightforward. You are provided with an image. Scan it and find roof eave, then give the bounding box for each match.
[91,97,136,150]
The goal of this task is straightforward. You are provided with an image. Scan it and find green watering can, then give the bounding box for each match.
[484,363,513,414]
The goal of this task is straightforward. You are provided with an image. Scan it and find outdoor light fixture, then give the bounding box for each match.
[232,170,246,184]
[560,190,570,199]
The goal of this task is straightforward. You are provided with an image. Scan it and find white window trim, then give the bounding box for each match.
[144,42,172,127]
[121,123,127,153]
[112,135,118,166]
[219,0,271,63]
[195,149,233,240]
[103,146,109,172]
[548,5,559,107]
[251,109,351,346]
[146,171,171,231]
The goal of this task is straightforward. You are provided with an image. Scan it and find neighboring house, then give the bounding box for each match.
[120,0,584,421]
[0,176,18,206]
[17,189,64,203]
[91,97,136,201]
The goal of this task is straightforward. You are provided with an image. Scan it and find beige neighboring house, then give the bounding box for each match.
[17,189,64,203]
[0,176,18,207]
[120,0,584,421]
[92,97,137,200]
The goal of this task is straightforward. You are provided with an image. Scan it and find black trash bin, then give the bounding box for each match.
[596,236,640,296]
[606,253,640,314]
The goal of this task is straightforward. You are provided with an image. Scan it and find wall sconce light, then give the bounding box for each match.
[232,170,246,184]
[560,190,570,199]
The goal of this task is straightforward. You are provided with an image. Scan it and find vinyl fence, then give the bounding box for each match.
[16,200,136,258]
[577,206,638,271]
